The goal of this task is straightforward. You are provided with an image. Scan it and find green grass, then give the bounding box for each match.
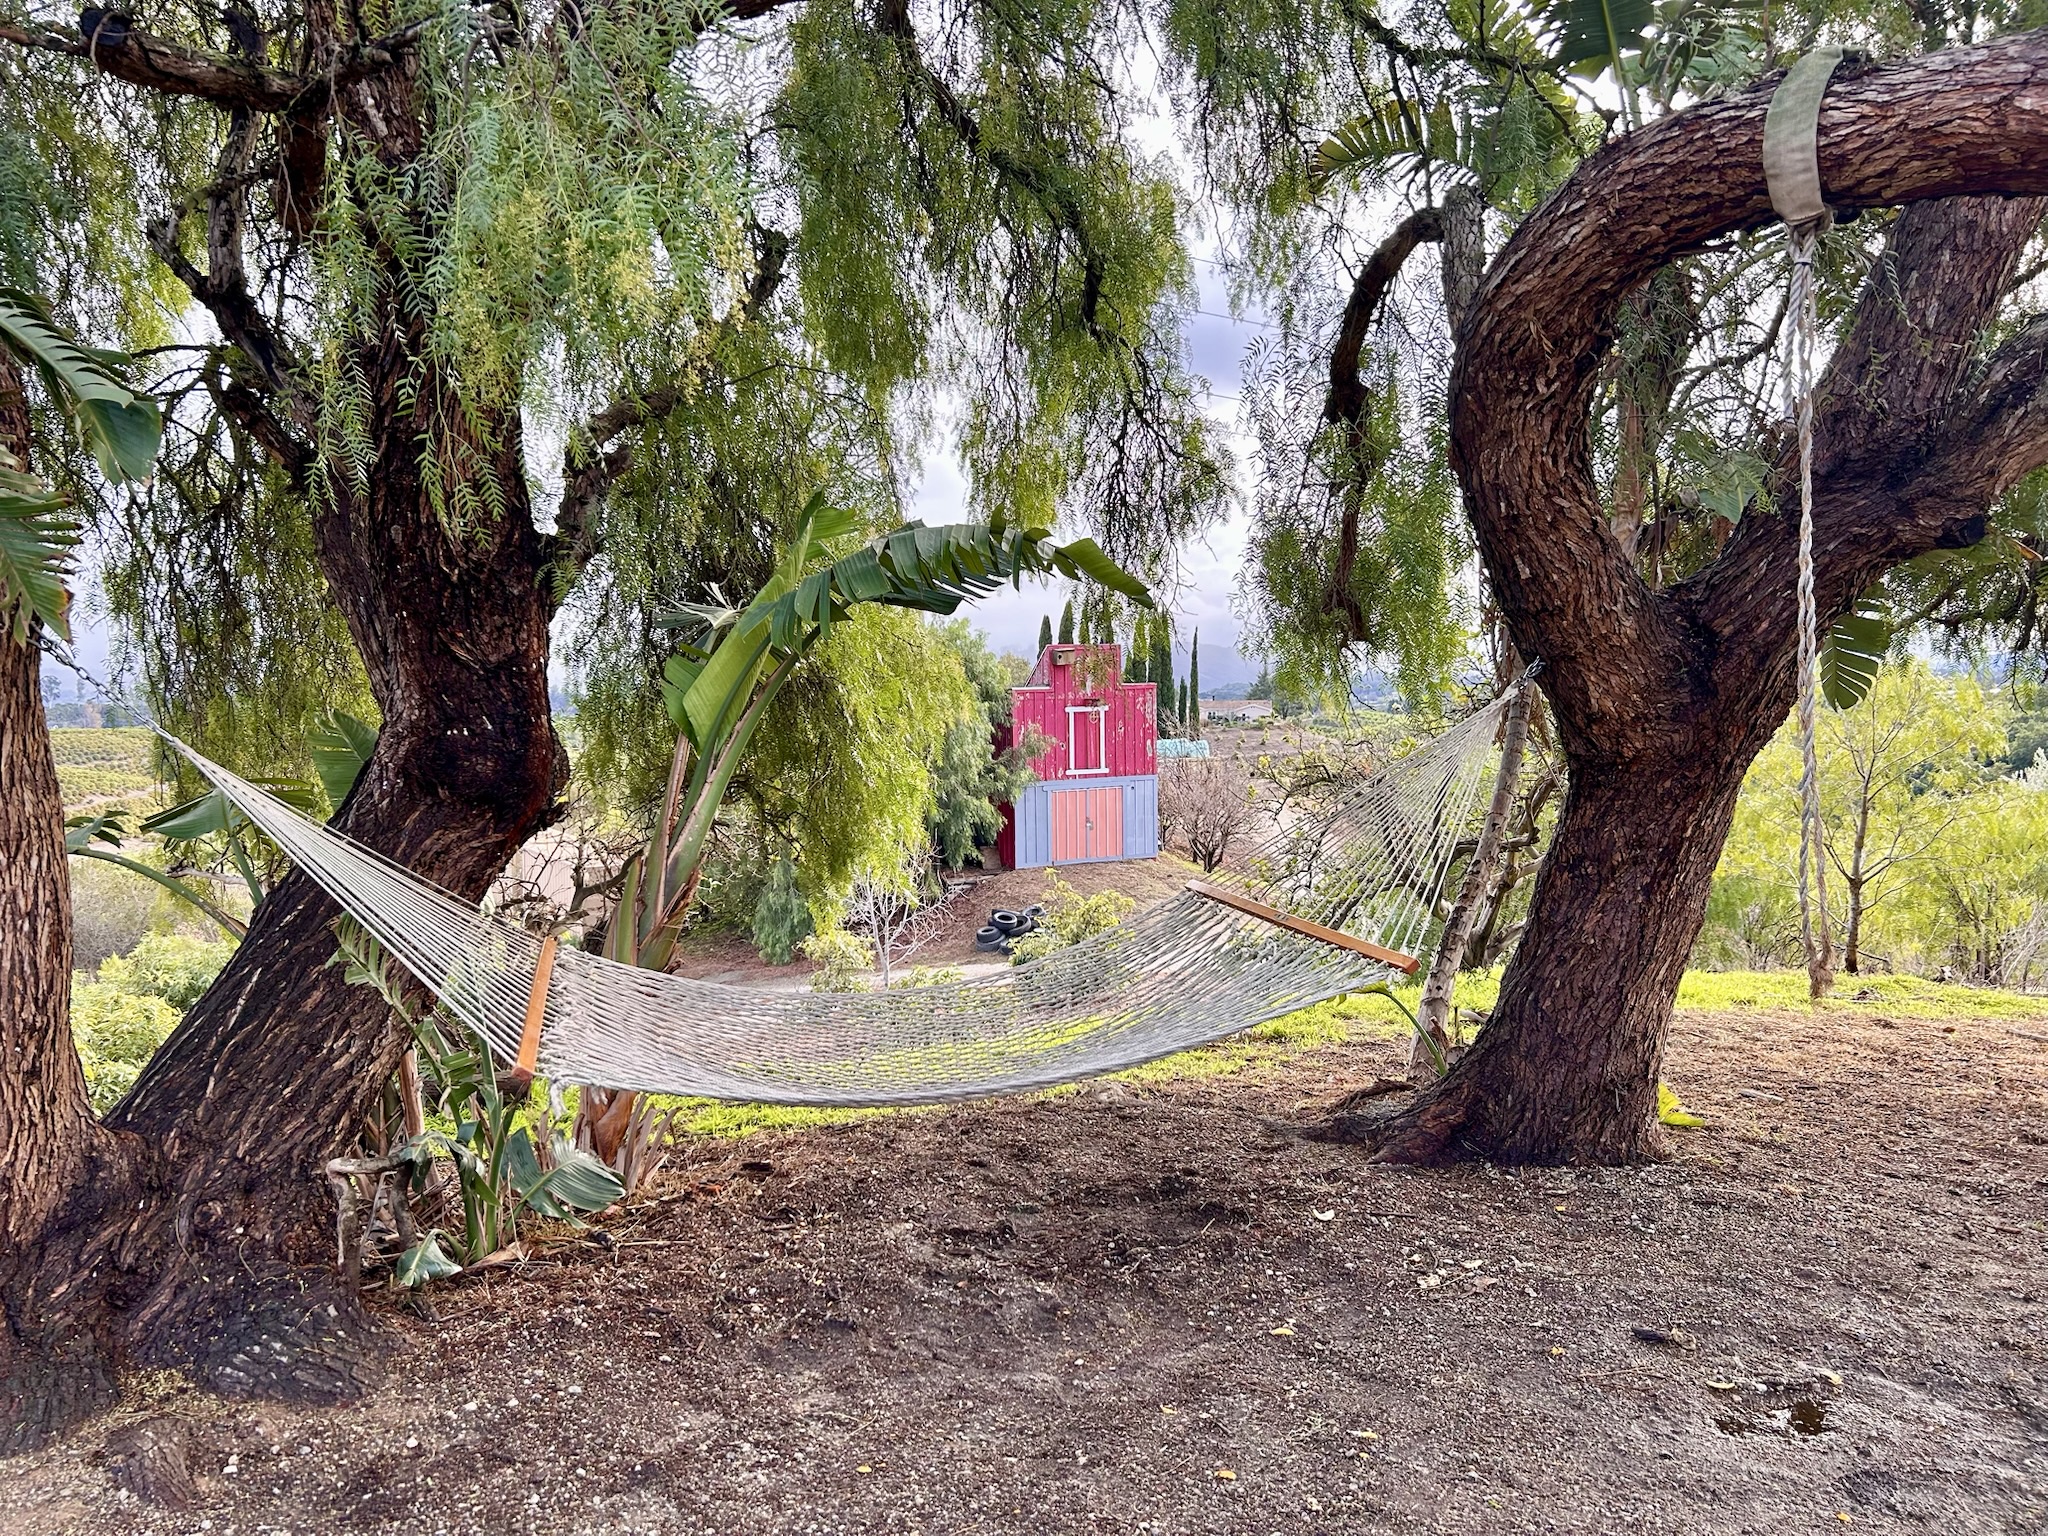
[1673,968,2048,1020]
[1363,966,2048,1023]
[604,967,2048,1145]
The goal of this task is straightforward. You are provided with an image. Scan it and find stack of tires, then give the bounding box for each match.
[974,903,1045,954]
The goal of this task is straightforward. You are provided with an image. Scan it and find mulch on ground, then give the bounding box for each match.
[6,1002,2046,1534]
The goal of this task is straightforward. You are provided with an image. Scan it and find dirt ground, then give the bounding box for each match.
[5,1001,2046,1535]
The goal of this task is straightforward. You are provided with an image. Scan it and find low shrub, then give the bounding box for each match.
[1009,875,1136,963]
[751,857,814,964]
[71,981,180,1111]
[97,933,236,1010]
[801,929,871,992]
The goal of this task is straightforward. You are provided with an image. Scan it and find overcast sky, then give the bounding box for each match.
[912,257,1268,681]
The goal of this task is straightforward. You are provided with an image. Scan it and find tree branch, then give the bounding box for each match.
[1451,34,2048,758]
[1694,195,2046,644]
[874,0,1110,337]
[0,12,425,111]
[144,110,316,479]
[1325,206,1445,429]
[552,224,792,570]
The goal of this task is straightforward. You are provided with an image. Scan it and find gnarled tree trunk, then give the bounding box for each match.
[1343,38,2048,1163]
[2,251,566,1445]
[0,351,145,1449]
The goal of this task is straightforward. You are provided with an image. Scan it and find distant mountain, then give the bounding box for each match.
[1189,639,1256,691]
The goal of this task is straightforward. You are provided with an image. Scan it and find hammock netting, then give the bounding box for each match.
[164,692,1512,1107]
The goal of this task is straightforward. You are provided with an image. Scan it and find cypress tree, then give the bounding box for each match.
[1187,629,1201,733]
[1177,678,1190,733]
[1037,614,1053,654]
[1058,599,1075,645]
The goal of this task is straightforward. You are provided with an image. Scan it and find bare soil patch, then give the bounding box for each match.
[5,1003,2046,1534]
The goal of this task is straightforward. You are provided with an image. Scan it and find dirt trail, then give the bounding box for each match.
[5,1003,2045,1534]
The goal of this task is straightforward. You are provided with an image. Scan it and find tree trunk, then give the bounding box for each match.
[1337,40,2048,1163]
[0,352,147,1449]
[1,325,565,1436]
[1844,878,1864,974]
[0,616,140,1451]
[1843,800,1871,973]
[1332,722,1756,1161]
[1411,681,1533,1068]
[92,401,563,1397]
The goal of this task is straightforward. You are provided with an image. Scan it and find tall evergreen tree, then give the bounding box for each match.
[1058,599,1075,645]
[1188,630,1201,733]
[1038,614,1054,654]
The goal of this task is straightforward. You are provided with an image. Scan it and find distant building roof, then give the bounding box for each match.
[1202,698,1272,719]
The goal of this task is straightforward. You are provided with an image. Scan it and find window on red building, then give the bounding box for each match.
[1066,704,1107,774]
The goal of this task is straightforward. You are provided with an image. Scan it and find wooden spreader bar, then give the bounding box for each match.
[1185,881,1421,975]
[507,933,559,1092]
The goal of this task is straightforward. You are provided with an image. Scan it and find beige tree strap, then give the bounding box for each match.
[1767,49,1844,1000]
[1763,46,1845,232]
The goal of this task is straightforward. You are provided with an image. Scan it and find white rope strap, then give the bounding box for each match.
[1766,48,1843,1000]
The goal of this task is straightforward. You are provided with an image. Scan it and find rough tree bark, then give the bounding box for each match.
[1334,36,2048,1162]
[0,352,143,1448]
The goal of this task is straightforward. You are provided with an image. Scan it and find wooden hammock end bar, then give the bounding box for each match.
[508,933,560,1091]
[1185,881,1421,974]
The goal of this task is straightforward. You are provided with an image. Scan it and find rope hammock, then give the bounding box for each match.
[156,688,1520,1108]
[1766,47,1846,999]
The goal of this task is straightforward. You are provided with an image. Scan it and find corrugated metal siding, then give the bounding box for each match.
[1012,774,1158,868]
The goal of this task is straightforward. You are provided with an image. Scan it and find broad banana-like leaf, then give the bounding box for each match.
[308,709,378,810]
[394,1233,463,1286]
[1819,600,1889,710]
[1684,445,1769,523]
[0,476,80,641]
[660,651,705,739]
[1543,0,1656,73]
[678,620,774,762]
[503,1130,624,1220]
[0,287,162,484]
[64,810,127,850]
[145,778,321,839]
[66,810,248,936]
[794,492,863,565]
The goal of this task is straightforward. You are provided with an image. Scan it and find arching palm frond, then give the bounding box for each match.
[0,288,162,641]
[1311,97,1459,191]
[1820,600,1891,711]
[0,287,161,483]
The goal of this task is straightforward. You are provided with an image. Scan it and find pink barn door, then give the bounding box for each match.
[1048,786,1124,862]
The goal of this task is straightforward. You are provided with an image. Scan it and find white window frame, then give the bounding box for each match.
[1065,704,1109,776]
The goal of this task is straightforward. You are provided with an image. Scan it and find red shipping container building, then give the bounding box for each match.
[995,643,1160,868]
